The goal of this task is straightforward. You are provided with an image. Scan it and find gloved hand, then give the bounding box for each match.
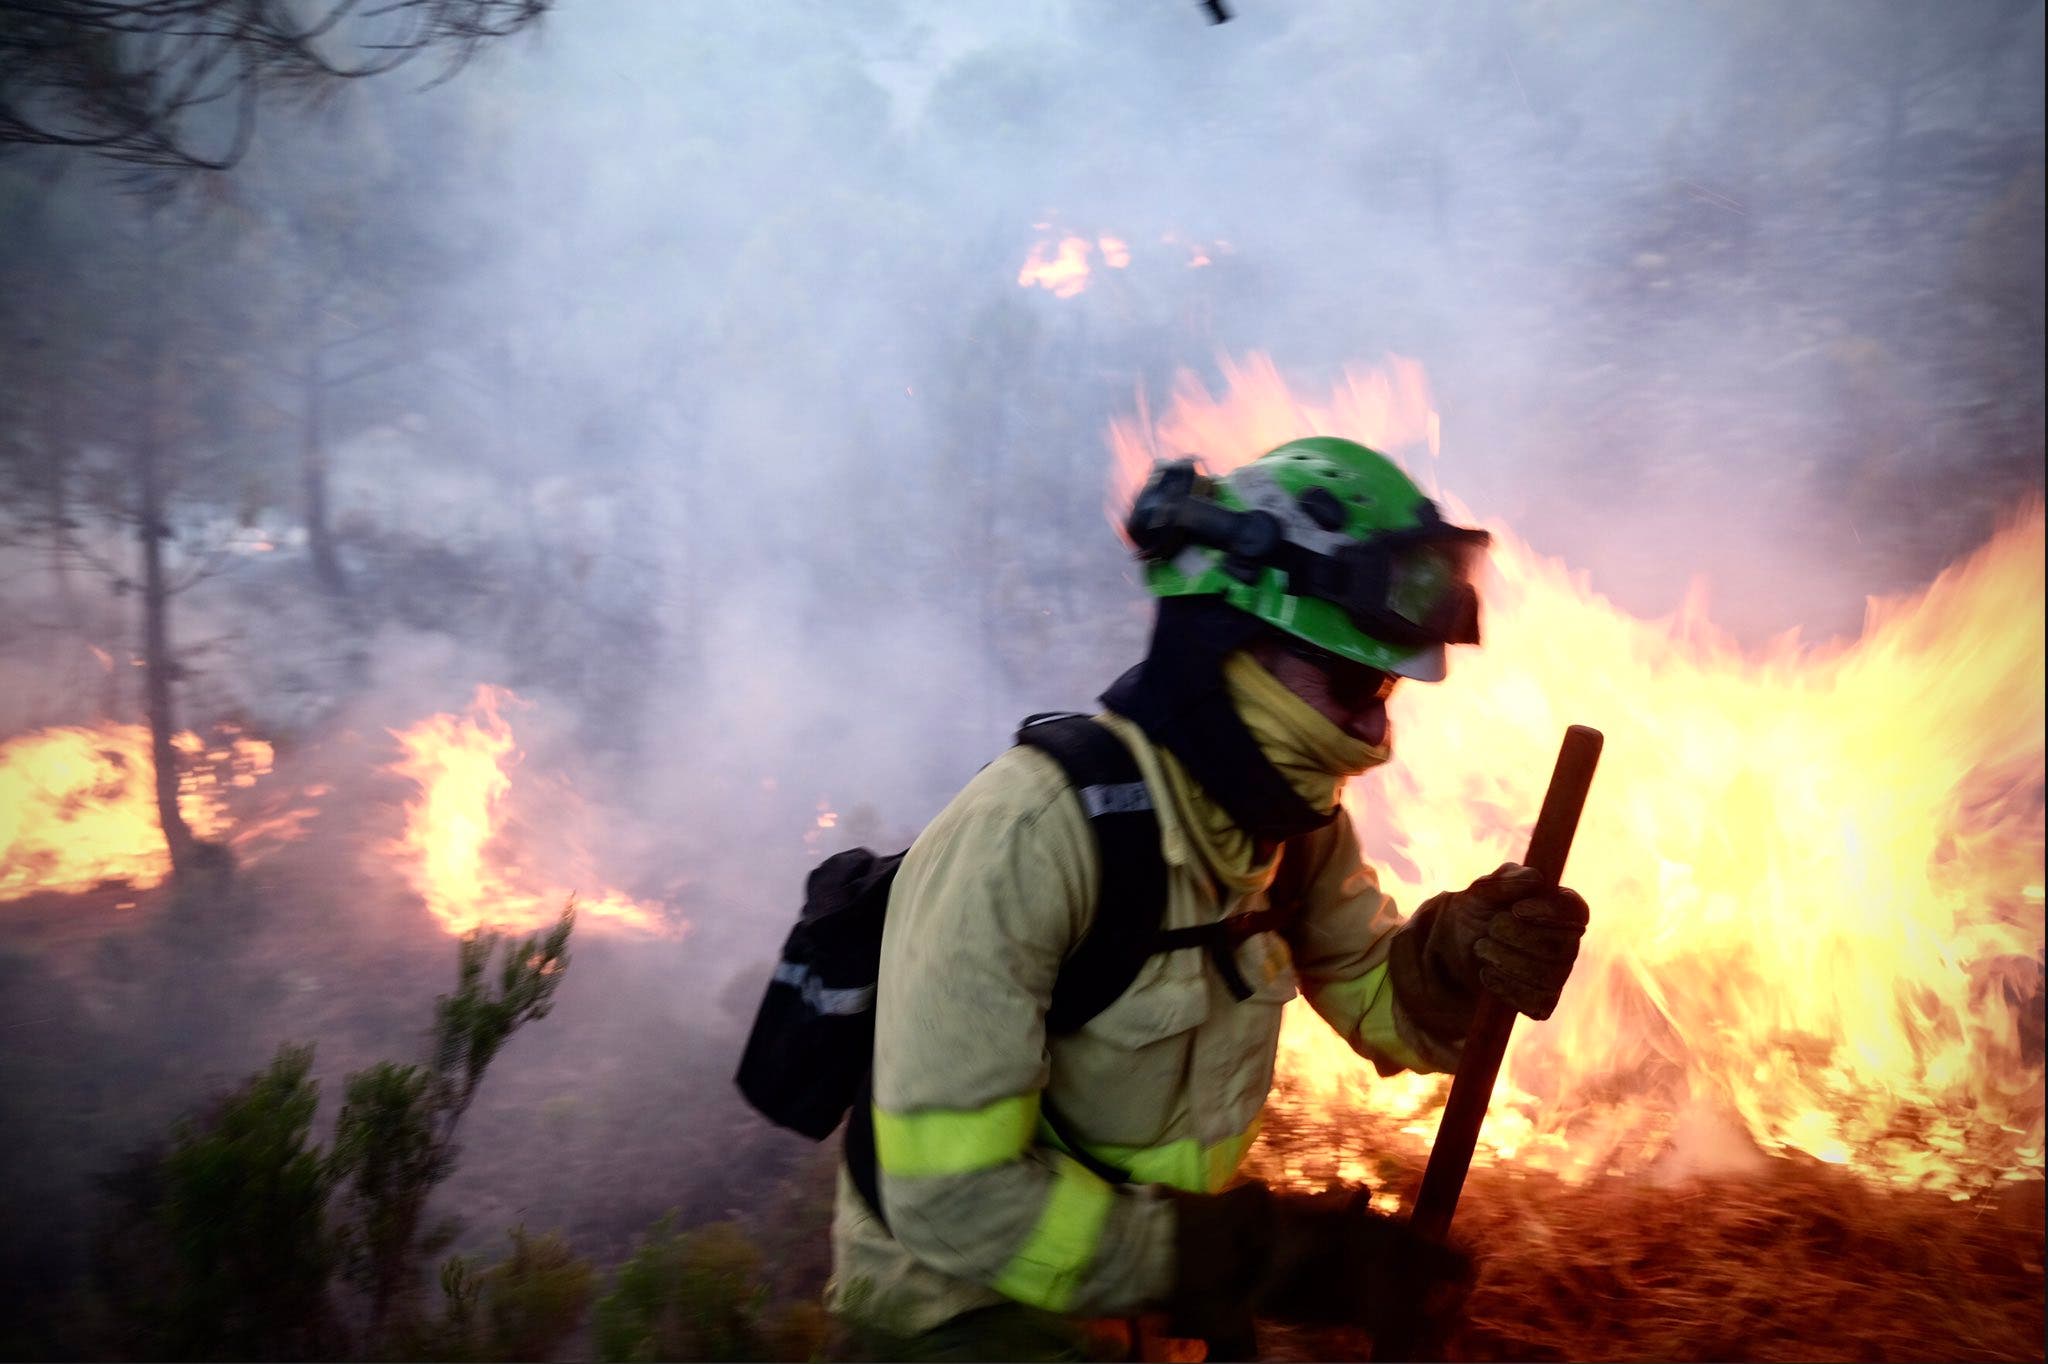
[1390,863,1590,1042]
[1165,1182,1473,1344]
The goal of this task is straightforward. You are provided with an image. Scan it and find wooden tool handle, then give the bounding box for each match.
[1407,724,1603,1242]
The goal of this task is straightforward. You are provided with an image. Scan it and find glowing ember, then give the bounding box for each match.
[386,685,668,937]
[0,722,274,897]
[1110,353,2046,1198]
[1017,234,1095,298]
[804,799,842,857]
[1160,230,1228,269]
[1019,229,1225,298]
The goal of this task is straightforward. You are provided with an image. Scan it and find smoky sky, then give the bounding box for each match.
[4,0,2044,913]
[347,2,2042,830]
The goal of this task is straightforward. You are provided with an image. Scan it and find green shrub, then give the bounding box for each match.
[330,1061,444,1329]
[163,1044,335,1354]
[99,1044,341,1360]
[422,1225,596,1362]
[595,1217,826,1362]
[90,906,578,1359]
[331,907,576,1346]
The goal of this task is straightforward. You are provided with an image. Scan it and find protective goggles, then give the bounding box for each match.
[1126,459,1491,649]
[1278,635,1399,710]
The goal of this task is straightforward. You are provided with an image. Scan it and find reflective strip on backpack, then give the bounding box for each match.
[771,960,876,1017]
[1078,781,1151,818]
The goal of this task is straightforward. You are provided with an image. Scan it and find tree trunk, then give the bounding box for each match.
[141,464,197,873]
[44,379,75,607]
[138,260,198,877]
[302,328,349,596]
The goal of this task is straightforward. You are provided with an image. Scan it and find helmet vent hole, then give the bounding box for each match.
[1297,485,1347,531]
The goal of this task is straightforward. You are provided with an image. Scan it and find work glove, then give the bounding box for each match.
[1390,863,1590,1043]
[1164,1182,1473,1347]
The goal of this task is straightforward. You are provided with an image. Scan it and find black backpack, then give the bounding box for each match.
[734,713,1302,1213]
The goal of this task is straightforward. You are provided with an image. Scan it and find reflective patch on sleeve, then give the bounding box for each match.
[1302,961,1430,1074]
[872,1092,1041,1178]
[991,1153,1115,1313]
[1107,1119,1262,1194]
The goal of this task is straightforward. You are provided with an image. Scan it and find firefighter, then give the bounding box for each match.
[830,438,1590,1360]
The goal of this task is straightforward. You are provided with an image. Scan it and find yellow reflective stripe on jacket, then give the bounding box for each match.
[1042,1116,1263,1194]
[1116,1119,1263,1192]
[1303,960,1428,1073]
[990,1153,1115,1313]
[872,1092,1041,1179]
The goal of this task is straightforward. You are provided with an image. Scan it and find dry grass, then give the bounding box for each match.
[1255,1158,2045,1363]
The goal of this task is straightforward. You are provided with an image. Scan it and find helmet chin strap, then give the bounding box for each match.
[1102,597,1337,846]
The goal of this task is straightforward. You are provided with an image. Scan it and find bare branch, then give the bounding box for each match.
[0,0,547,170]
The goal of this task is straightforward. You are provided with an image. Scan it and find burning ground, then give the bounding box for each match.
[2,357,2041,1363]
[1218,361,2046,1358]
[1252,1154,2046,1362]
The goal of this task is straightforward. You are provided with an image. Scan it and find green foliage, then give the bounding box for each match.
[143,1044,338,1359]
[417,1225,596,1362]
[594,1216,827,1363]
[331,905,577,1345]
[434,906,576,1105]
[89,907,579,1359]
[329,1060,444,1324]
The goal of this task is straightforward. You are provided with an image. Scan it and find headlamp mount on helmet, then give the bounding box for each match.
[1125,456,1491,650]
[1127,460,1280,569]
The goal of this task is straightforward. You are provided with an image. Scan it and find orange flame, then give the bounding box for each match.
[386,685,669,937]
[0,723,274,897]
[1108,352,1439,515]
[804,799,842,857]
[1110,353,2046,1197]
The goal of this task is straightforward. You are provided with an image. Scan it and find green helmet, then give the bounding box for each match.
[1123,436,1491,681]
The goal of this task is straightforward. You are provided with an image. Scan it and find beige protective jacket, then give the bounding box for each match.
[827,712,1459,1336]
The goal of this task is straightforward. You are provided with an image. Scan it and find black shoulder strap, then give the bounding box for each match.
[851,720,1308,1220]
[1015,713,1171,1037]
[846,1068,884,1227]
[1150,832,1318,1001]
[849,714,1164,1228]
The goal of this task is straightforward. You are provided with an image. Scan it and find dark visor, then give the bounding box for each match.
[1280,521,1490,649]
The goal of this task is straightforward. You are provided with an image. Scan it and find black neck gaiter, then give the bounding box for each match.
[1100,597,1336,846]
